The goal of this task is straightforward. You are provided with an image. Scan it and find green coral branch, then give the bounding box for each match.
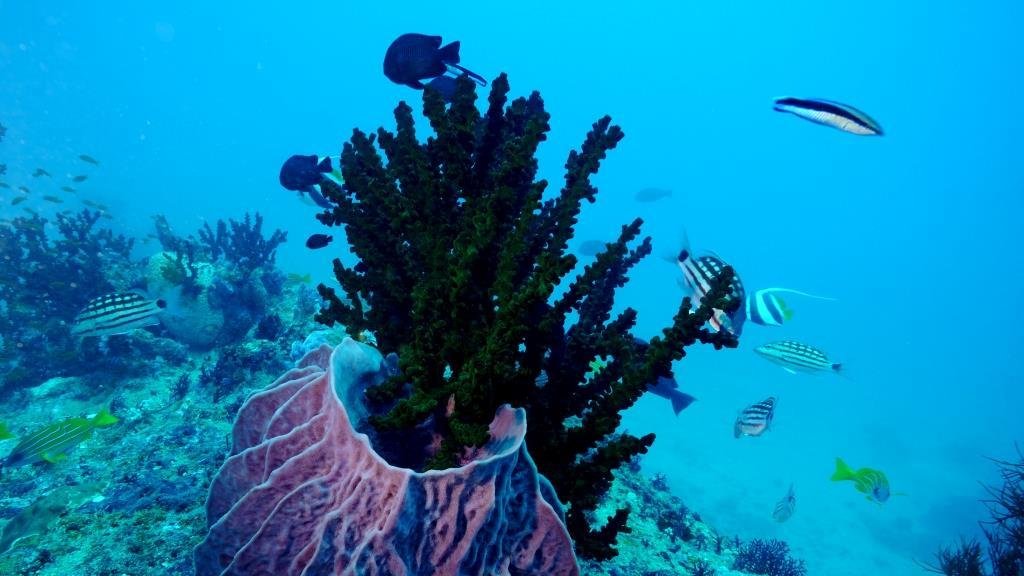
[313,73,738,559]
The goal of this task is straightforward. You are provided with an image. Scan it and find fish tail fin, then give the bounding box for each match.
[438,40,461,64]
[0,422,12,440]
[831,457,855,482]
[670,391,697,415]
[778,297,794,319]
[316,156,332,173]
[659,227,691,264]
[446,63,487,86]
[92,408,119,428]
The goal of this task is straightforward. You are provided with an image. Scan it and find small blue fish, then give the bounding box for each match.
[773,97,883,136]
[744,287,836,327]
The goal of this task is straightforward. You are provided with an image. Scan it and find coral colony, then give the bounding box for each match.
[300,74,738,562]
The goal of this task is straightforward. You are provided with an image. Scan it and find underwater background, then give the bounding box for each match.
[1,1,1022,575]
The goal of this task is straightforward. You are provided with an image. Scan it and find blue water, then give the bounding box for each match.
[2,1,1021,574]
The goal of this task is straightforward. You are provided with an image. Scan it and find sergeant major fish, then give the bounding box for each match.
[754,340,842,375]
[71,292,167,340]
[675,243,746,337]
[734,396,775,438]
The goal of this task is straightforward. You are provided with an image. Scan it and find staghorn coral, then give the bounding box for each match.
[312,74,737,558]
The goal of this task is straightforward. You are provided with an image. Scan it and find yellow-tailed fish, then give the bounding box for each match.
[831,457,902,503]
[287,272,313,284]
[0,408,119,468]
[0,422,13,440]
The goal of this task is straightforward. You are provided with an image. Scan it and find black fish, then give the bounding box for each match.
[280,154,333,208]
[383,33,486,90]
[306,233,333,249]
[425,75,460,102]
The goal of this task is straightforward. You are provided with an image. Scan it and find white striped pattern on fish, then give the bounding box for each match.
[744,287,836,327]
[754,340,841,374]
[773,484,796,522]
[677,250,746,336]
[71,292,166,339]
[773,97,884,136]
[734,396,775,438]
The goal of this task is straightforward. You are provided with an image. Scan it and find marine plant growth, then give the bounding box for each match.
[0,209,136,392]
[926,449,1024,576]
[312,74,738,558]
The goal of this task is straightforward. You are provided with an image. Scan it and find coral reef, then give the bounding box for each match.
[312,74,738,557]
[0,209,140,392]
[194,339,578,575]
[731,539,807,576]
[148,213,289,347]
[928,449,1024,576]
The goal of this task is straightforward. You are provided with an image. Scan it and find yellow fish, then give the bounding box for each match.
[0,408,119,468]
[831,457,904,504]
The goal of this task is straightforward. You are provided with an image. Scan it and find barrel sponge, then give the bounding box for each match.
[194,338,579,575]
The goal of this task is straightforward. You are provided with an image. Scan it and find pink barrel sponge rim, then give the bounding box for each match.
[194,337,580,576]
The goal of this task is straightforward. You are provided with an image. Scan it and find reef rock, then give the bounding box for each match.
[194,338,579,576]
[145,252,224,347]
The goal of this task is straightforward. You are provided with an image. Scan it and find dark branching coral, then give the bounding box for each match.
[927,449,1024,576]
[983,450,1024,575]
[925,539,986,576]
[198,212,286,277]
[732,538,807,576]
[313,74,737,558]
[0,209,136,390]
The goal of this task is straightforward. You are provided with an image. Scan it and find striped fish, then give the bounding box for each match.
[676,249,746,337]
[71,292,166,339]
[754,340,841,374]
[0,409,119,468]
[734,396,775,438]
[773,484,796,522]
[831,458,892,503]
[773,97,884,136]
[745,287,836,327]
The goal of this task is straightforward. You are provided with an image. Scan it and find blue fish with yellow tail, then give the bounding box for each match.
[773,97,884,136]
[831,457,898,504]
[744,287,836,327]
[0,408,119,468]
